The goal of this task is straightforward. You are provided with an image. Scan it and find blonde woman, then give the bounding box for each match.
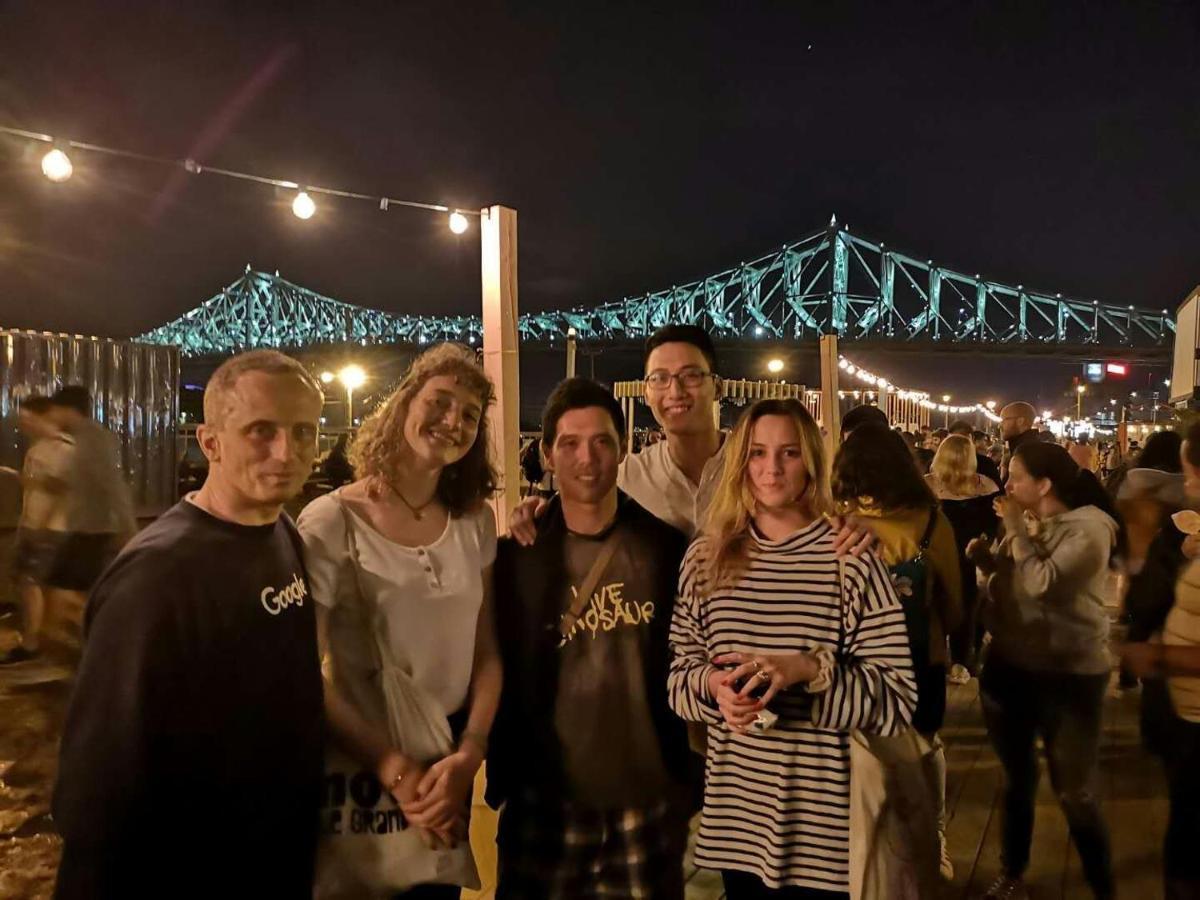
[298,343,502,897]
[927,434,1001,683]
[668,398,916,899]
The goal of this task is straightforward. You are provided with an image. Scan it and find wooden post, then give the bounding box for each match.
[819,335,841,464]
[481,205,521,531]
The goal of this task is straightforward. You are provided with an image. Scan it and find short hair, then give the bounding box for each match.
[541,378,626,448]
[50,385,91,417]
[21,395,53,415]
[841,403,889,436]
[971,430,988,442]
[642,325,718,373]
[203,349,323,427]
[932,428,949,440]
[948,420,973,436]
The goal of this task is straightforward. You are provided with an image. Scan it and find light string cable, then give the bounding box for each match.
[837,355,1002,423]
[0,123,479,227]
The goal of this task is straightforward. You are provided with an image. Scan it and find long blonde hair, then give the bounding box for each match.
[349,343,498,515]
[703,398,831,590]
[930,433,978,496]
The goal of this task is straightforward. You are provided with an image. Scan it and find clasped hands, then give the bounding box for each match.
[707,651,821,733]
[377,743,483,849]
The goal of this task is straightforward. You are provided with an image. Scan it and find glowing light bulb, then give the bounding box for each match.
[319,371,335,384]
[767,358,784,374]
[448,211,469,234]
[41,148,73,182]
[338,364,366,390]
[292,191,316,220]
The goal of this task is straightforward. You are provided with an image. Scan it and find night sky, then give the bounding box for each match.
[1,1,1197,405]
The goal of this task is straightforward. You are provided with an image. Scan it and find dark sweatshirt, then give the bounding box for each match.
[52,500,324,899]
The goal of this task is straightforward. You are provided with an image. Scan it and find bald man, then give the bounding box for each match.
[998,402,1038,483]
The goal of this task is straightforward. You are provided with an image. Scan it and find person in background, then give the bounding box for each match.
[39,386,136,650]
[1120,420,1200,899]
[998,402,1038,482]
[669,398,915,899]
[490,378,692,899]
[832,423,963,887]
[0,397,67,664]
[1068,434,1099,473]
[511,324,725,542]
[298,343,502,894]
[949,419,1002,485]
[967,442,1122,900]
[53,350,326,897]
[320,432,355,488]
[840,403,889,442]
[1119,430,1186,691]
[926,434,1001,683]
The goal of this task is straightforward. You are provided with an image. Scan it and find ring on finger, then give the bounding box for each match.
[755,669,771,681]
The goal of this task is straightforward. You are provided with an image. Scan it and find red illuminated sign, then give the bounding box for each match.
[1106,363,1127,376]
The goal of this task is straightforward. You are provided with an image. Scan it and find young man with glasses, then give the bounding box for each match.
[511,324,725,541]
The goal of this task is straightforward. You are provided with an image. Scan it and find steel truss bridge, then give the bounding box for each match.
[137,221,1174,357]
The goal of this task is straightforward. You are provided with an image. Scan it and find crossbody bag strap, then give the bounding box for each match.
[559,529,622,639]
[916,503,939,557]
[332,493,391,672]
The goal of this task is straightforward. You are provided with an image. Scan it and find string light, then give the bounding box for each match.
[292,190,316,220]
[837,355,1001,422]
[0,123,478,231]
[40,147,73,182]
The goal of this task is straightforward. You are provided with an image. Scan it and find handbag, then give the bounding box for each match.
[837,558,941,900]
[314,497,480,898]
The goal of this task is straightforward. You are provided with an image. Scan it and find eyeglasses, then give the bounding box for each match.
[643,368,716,391]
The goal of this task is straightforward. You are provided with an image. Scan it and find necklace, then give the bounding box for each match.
[387,480,437,520]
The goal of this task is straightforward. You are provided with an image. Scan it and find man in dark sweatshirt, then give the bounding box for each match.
[999,401,1038,483]
[52,350,326,898]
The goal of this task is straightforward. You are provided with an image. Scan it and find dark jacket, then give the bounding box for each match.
[486,492,691,809]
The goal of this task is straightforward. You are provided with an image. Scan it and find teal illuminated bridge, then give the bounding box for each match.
[136,221,1175,357]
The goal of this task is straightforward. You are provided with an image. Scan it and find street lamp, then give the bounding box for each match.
[1076,384,1086,419]
[941,395,951,427]
[767,358,785,375]
[337,364,367,428]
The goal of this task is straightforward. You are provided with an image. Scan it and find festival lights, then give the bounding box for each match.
[292,191,316,220]
[40,147,73,182]
[1,124,477,231]
[836,355,1001,422]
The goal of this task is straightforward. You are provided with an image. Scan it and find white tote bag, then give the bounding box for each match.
[315,499,480,898]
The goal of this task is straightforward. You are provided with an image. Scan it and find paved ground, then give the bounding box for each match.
[0,606,1166,899]
[682,674,1165,900]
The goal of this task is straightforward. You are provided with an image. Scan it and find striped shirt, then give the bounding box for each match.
[667,518,916,892]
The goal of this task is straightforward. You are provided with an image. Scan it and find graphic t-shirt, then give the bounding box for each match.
[553,523,672,808]
[53,499,324,897]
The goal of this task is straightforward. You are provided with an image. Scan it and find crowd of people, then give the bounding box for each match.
[27,324,1200,899]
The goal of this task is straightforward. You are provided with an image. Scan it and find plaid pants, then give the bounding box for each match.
[496,794,686,900]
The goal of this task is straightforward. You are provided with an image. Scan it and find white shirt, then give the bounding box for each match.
[617,437,726,537]
[297,491,497,717]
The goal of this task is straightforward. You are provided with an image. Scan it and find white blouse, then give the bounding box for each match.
[297,490,497,718]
